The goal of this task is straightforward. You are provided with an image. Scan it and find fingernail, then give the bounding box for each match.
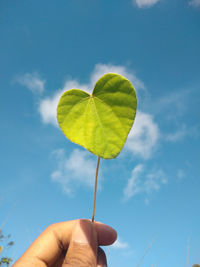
[72,221,90,244]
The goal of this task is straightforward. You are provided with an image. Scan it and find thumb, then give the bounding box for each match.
[62,219,98,267]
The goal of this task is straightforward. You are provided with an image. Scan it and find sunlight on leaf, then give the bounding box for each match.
[57,73,137,159]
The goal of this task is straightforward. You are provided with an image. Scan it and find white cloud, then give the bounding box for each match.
[123,164,167,201]
[177,169,186,180]
[38,63,145,126]
[125,111,160,159]
[145,169,167,193]
[189,0,200,7]
[39,90,62,126]
[15,72,45,94]
[112,237,129,249]
[166,124,198,142]
[51,148,97,195]
[39,80,89,126]
[90,63,145,91]
[123,164,144,200]
[134,0,160,8]
[166,126,187,142]
[147,90,190,120]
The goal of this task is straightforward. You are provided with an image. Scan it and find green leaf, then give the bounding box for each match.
[57,73,137,159]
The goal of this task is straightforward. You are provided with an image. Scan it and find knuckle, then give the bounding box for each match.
[64,257,95,267]
[46,223,57,232]
[98,247,106,257]
[97,247,107,267]
[64,244,96,267]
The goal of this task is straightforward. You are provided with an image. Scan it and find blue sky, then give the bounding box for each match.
[0,0,200,266]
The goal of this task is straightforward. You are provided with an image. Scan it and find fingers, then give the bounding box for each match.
[13,221,75,267]
[63,220,97,266]
[54,247,107,267]
[13,219,117,267]
[95,222,117,246]
[97,247,107,267]
[63,221,109,267]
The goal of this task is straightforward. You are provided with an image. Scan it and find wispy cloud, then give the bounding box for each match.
[123,164,167,202]
[147,90,190,120]
[177,169,186,180]
[51,149,97,195]
[143,89,198,144]
[14,72,45,94]
[189,0,200,7]
[145,169,167,193]
[134,0,161,8]
[166,125,188,142]
[112,237,129,249]
[165,124,198,142]
[125,111,160,159]
[123,164,144,200]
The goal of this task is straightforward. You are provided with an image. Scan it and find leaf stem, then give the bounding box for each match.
[92,156,100,222]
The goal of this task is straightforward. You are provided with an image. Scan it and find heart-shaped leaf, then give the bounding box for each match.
[57,73,137,159]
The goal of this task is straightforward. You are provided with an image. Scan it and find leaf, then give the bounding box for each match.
[1,257,12,264]
[6,242,14,247]
[57,73,137,159]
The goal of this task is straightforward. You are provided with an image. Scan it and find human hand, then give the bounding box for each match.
[13,219,117,267]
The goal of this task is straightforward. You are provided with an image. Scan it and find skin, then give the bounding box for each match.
[13,219,117,267]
